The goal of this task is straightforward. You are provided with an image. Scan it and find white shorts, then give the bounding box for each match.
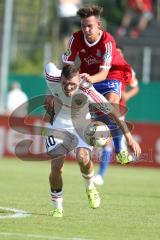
[45,120,93,155]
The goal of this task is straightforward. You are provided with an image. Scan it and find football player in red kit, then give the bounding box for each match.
[62,5,136,164]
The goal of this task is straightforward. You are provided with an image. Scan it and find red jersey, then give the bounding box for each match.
[62,30,132,86]
[128,0,153,12]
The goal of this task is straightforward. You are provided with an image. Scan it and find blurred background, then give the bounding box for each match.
[0,0,160,166]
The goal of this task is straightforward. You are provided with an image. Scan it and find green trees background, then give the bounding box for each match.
[2,0,127,74]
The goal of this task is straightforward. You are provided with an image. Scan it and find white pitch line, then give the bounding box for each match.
[0,207,31,219]
[0,232,92,240]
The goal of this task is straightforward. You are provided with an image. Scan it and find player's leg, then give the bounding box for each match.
[94,79,133,164]
[76,147,100,209]
[105,91,133,164]
[105,91,125,154]
[46,134,68,217]
[93,80,122,155]
[116,9,134,37]
[94,142,113,185]
[130,12,153,38]
[49,156,65,217]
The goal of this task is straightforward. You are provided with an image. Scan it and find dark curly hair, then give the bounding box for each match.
[61,64,79,79]
[77,5,103,19]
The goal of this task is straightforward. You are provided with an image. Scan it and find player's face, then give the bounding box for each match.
[81,16,101,43]
[61,74,80,97]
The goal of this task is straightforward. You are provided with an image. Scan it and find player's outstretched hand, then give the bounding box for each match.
[127,137,141,158]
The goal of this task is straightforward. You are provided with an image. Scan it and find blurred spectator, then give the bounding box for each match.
[56,0,82,46]
[6,82,28,117]
[116,0,154,38]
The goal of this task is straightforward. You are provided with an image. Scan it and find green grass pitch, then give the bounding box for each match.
[0,158,160,240]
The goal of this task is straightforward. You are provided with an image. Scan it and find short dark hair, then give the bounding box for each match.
[77,5,103,19]
[61,64,79,79]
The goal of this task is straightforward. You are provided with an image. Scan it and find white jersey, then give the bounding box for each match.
[45,63,111,153]
[45,62,112,128]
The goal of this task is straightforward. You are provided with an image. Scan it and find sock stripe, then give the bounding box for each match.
[82,171,94,179]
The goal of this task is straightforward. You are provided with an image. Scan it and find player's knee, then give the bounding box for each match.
[105,93,120,104]
[76,148,90,165]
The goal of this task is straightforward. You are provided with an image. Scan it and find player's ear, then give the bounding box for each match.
[97,18,102,28]
[97,20,102,29]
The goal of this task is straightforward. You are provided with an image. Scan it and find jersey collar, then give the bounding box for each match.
[84,30,103,47]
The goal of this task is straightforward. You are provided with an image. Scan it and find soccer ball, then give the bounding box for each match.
[84,121,111,147]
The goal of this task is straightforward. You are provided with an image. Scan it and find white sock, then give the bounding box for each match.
[50,191,63,209]
[82,171,95,190]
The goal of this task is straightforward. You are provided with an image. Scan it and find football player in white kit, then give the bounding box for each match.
[44,63,141,217]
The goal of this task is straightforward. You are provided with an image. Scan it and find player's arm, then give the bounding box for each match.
[43,95,55,123]
[109,110,141,157]
[80,39,115,84]
[62,34,79,65]
[88,86,141,157]
[43,62,61,123]
[121,85,139,102]
[122,72,139,102]
[80,68,109,84]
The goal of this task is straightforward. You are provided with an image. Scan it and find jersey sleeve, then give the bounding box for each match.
[62,34,79,64]
[80,83,113,115]
[45,62,61,95]
[100,36,116,70]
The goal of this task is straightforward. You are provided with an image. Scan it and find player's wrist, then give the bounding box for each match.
[90,76,98,84]
[124,132,133,143]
